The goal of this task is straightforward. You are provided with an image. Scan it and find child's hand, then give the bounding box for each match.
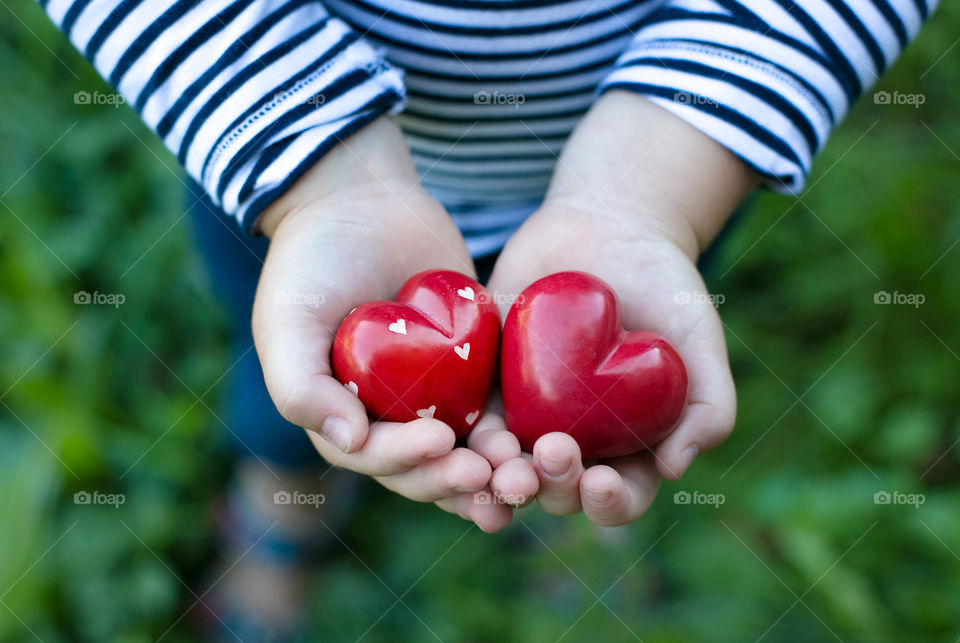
[487,92,759,526]
[252,118,535,532]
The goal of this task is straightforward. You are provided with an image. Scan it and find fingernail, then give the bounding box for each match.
[540,455,571,478]
[677,444,699,477]
[320,415,354,452]
[583,487,613,506]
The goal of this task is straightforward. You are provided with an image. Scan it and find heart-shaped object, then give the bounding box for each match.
[332,270,500,437]
[501,272,688,459]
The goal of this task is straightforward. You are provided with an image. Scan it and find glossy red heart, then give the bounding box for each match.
[332,270,500,437]
[501,271,688,459]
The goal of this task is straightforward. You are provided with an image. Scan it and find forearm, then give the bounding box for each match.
[41,0,406,232]
[546,90,759,259]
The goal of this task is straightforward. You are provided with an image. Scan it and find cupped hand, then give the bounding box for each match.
[252,119,536,532]
[486,200,735,526]
[484,91,757,526]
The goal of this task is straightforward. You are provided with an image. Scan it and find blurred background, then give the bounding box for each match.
[1,1,958,641]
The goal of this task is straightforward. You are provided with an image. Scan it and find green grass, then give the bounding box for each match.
[1,2,959,641]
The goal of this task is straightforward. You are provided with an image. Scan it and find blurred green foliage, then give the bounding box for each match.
[1,1,959,641]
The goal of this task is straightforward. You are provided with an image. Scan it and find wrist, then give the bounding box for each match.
[257,117,423,238]
[537,190,700,263]
[546,90,760,257]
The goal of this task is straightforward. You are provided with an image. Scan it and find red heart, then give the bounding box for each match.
[501,272,688,459]
[332,270,500,437]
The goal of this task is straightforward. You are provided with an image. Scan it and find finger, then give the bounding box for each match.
[305,418,456,476]
[436,490,514,533]
[491,457,539,507]
[652,304,736,480]
[532,433,585,516]
[467,411,522,468]
[375,448,491,502]
[282,374,372,452]
[580,453,660,527]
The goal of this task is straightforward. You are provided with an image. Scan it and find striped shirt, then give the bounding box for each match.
[40,0,936,256]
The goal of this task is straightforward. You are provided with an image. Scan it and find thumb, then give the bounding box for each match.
[252,267,371,455]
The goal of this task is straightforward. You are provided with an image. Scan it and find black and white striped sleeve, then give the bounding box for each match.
[598,0,937,192]
[41,0,406,231]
